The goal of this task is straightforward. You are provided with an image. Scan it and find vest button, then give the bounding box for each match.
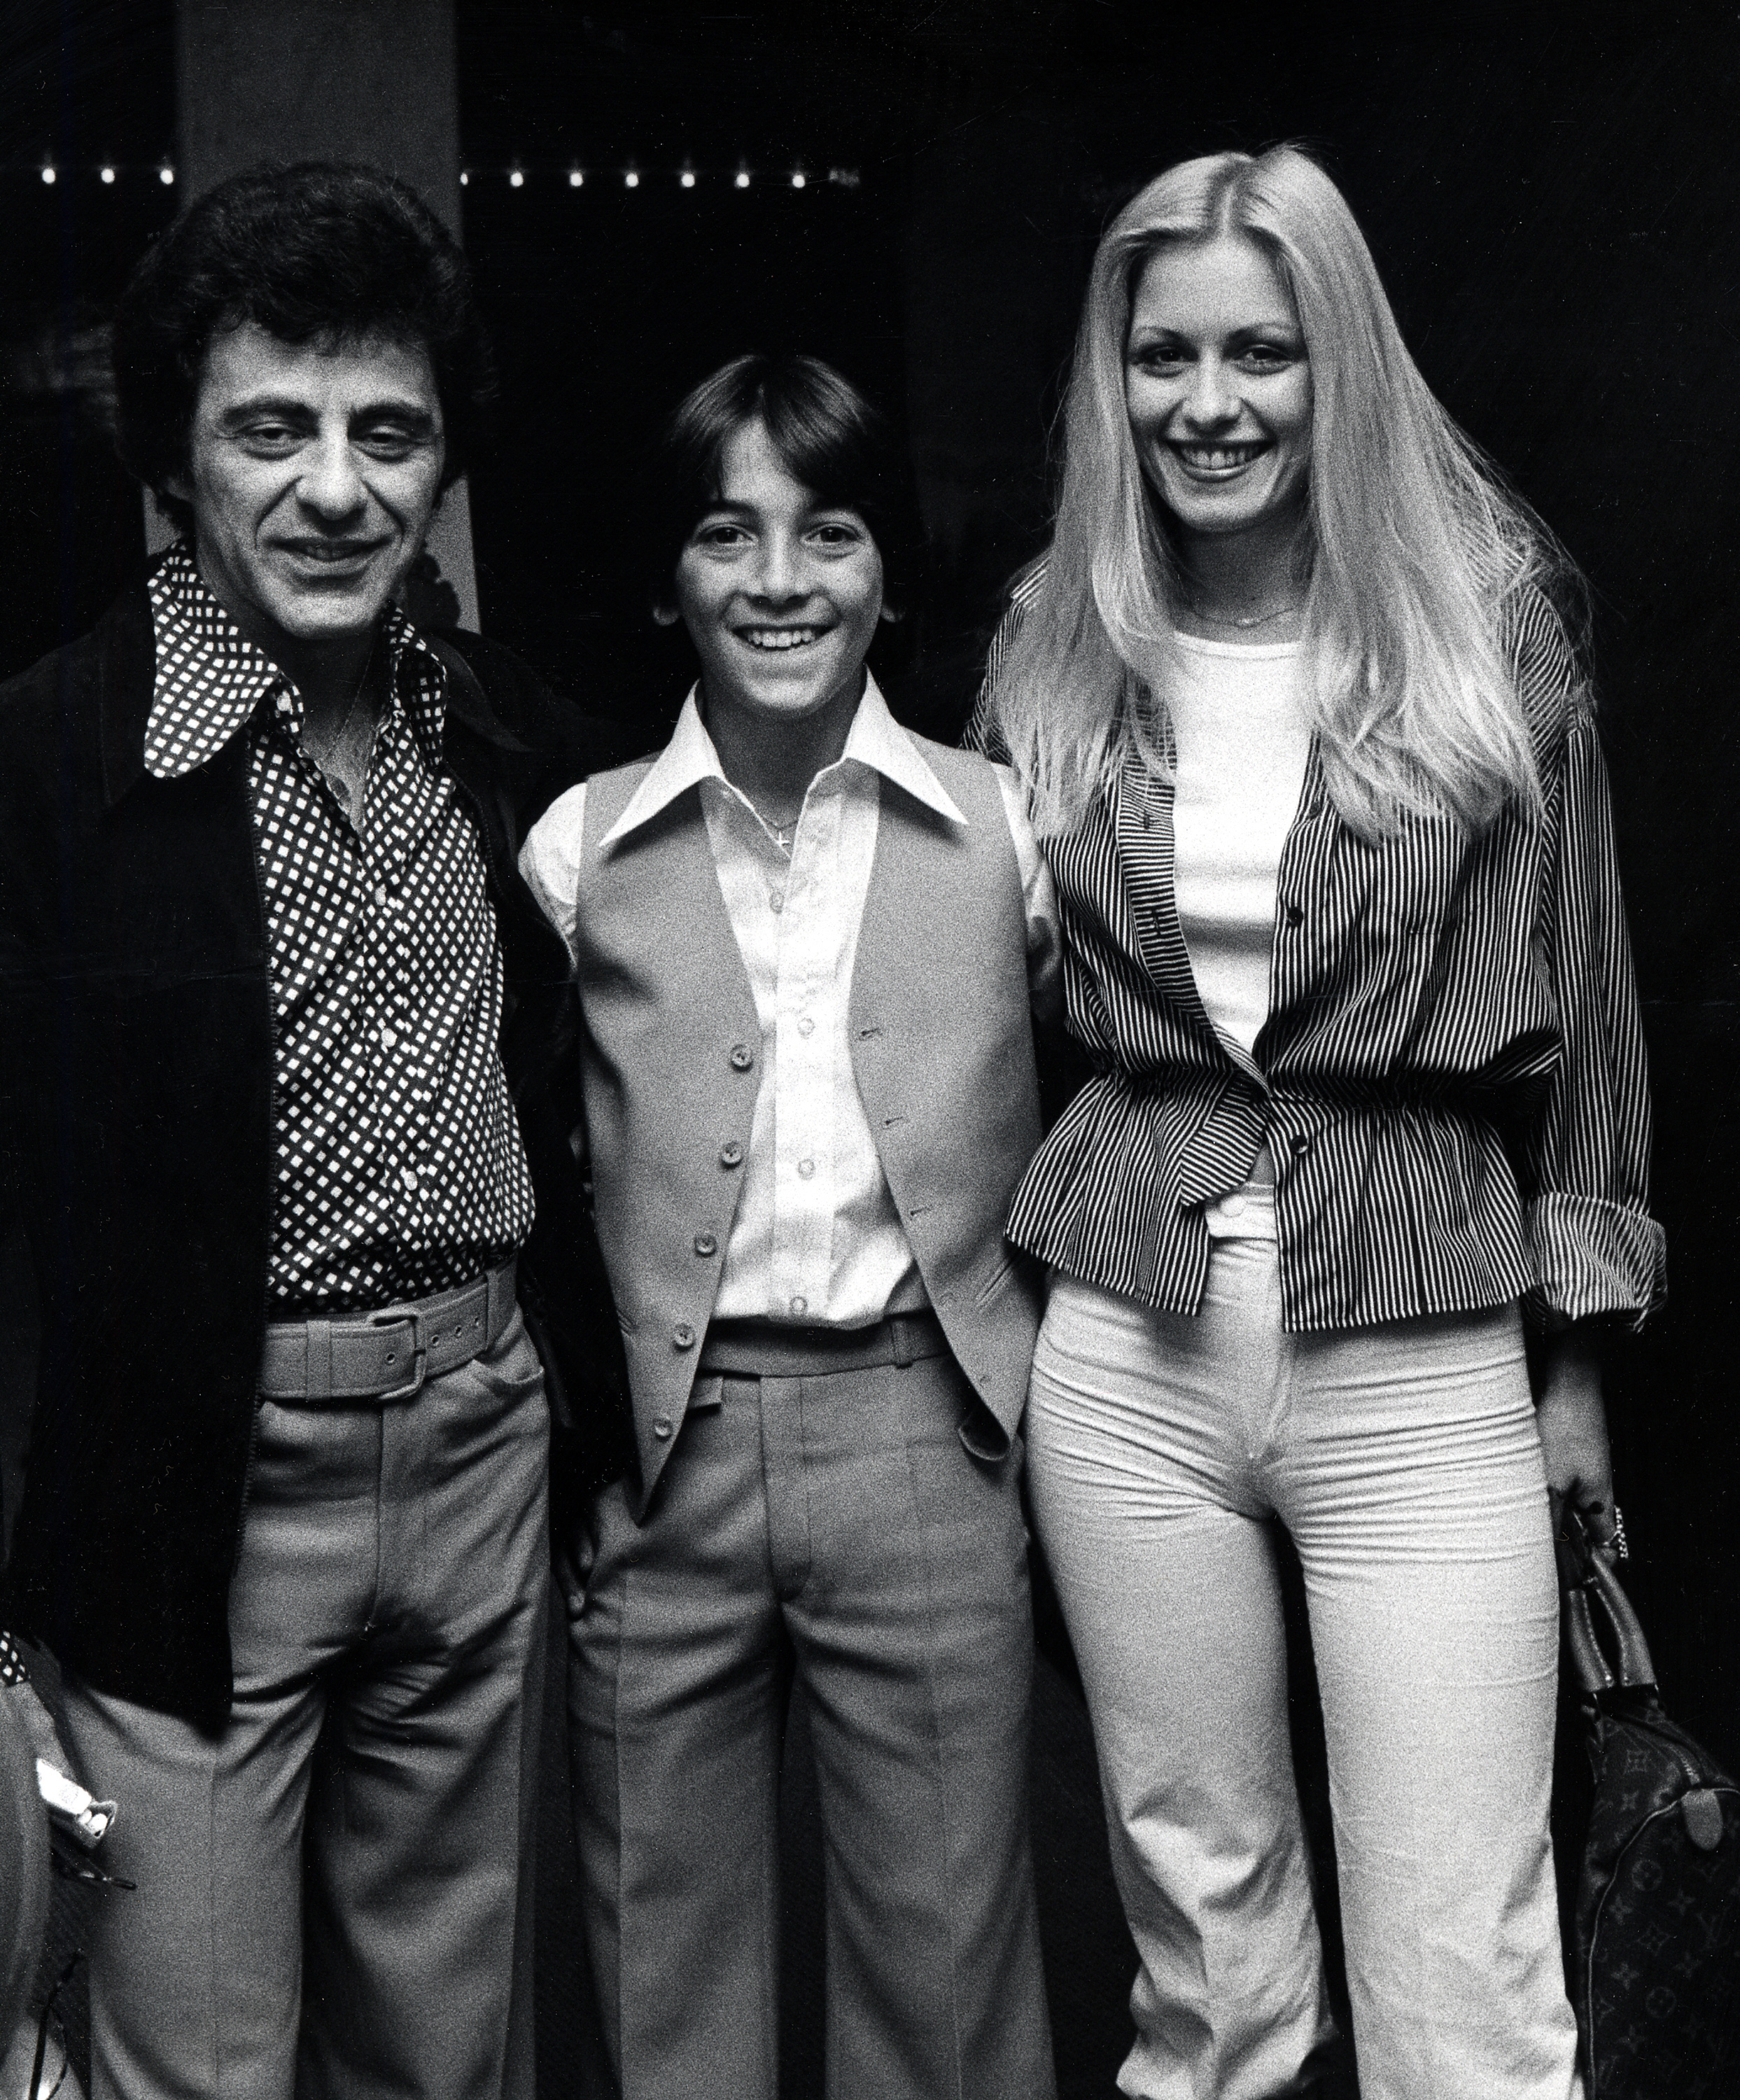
[653,1415,674,1440]
[694,1231,718,1257]
[720,1141,744,1168]
[729,1042,755,1071]
[1289,1134,1311,1157]
[672,1322,696,1350]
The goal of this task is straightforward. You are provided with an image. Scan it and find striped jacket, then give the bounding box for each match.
[968,567,1665,1334]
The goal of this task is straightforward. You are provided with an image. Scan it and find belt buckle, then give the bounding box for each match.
[367,1306,428,1401]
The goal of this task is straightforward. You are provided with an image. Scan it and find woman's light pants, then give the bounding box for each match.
[1027,1186,1583,2100]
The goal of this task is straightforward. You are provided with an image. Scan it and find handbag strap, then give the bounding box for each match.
[1559,1510,1658,1698]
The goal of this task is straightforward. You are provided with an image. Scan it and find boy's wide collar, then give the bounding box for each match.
[601,673,966,848]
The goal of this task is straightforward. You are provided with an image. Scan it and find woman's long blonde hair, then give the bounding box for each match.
[993,145,1572,838]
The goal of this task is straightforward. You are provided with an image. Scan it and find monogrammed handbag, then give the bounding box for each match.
[1559,1516,1740,2096]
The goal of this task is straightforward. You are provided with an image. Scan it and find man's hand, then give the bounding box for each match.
[1535,1325,1618,1548]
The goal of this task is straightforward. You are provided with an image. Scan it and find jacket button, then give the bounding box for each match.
[1290,1134,1311,1157]
[720,1141,744,1168]
[653,1415,674,1440]
[694,1231,718,1257]
[1283,902,1304,928]
[673,1322,696,1349]
[729,1042,755,1071]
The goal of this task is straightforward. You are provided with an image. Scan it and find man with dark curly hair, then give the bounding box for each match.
[0,161,627,2100]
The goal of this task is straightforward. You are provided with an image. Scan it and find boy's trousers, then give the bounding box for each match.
[566,1318,1058,2100]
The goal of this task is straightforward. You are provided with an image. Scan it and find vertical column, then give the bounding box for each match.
[167,0,477,626]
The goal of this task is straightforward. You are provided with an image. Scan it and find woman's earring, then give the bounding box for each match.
[652,603,681,627]
[879,603,904,624]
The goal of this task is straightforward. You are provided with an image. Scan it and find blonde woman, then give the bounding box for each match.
[972,148,1663,2100]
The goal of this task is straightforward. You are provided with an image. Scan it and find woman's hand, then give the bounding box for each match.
[1534,1324,1618,1548]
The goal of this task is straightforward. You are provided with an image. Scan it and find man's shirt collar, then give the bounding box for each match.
[602,673,965,848]
[143,540,446,780]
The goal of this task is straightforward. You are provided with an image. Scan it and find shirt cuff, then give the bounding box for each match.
[1525,1191,1667,1331]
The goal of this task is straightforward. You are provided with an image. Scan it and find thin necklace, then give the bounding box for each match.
[304,639,376,771]
[316,684,364,766]
[748,792,804,853]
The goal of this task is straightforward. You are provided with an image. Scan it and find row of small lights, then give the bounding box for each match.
[38,162,175,184]
[463,164,859,190]
[31,161,862,192]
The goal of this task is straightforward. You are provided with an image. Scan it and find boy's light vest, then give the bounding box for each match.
[572,738,1043,1513]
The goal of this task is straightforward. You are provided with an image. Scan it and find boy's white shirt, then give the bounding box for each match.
[521,674,1060,1329]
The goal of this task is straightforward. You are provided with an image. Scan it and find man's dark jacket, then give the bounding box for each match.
[0,578,632,1730]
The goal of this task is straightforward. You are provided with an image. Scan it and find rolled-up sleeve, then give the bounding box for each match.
[1522,708,1667,1327]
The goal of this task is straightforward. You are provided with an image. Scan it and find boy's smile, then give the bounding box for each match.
[667,416,886,741]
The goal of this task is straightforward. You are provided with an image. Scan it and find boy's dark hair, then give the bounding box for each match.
[645,352,924,615]
[113,161,496,536]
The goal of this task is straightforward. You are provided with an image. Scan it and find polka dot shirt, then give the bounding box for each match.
[145,544,534,1310]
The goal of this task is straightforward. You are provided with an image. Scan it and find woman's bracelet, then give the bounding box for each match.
[0,1628,30,1686]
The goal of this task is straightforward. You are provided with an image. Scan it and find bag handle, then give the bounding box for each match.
[1557,1511,1657,1699]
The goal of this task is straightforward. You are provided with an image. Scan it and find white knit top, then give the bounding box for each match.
[1168,632,1310,1055]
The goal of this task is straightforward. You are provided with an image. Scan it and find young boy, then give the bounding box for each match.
[521,352,1060,2100]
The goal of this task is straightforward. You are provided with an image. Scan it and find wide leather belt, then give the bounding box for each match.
[699,1309,947,1378]
[259,1261,518,1403]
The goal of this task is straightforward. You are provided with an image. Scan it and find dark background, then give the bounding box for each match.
[462,0,1740,1775]
[1,3,1735,2093]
